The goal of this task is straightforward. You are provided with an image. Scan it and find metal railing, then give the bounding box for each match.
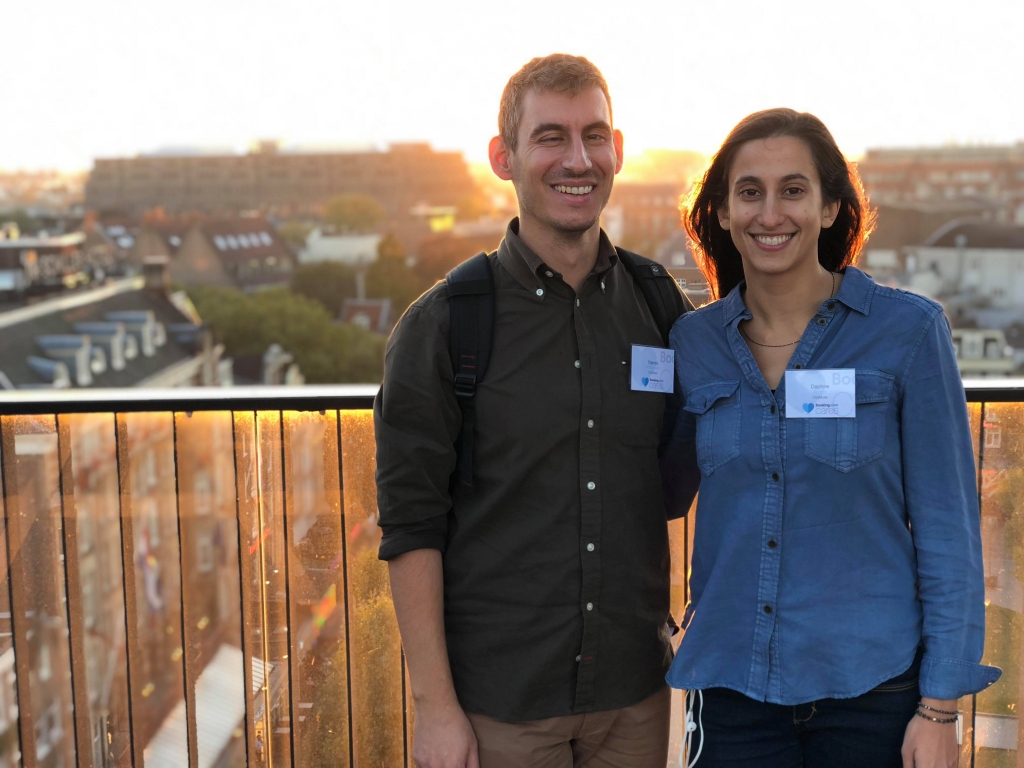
[0,381,1014,767]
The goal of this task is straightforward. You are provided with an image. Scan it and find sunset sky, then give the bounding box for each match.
[3,0,1021,171]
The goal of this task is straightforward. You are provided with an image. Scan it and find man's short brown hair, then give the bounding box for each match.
[498,54,612,153]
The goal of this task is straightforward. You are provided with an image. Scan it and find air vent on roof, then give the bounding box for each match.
[105,311,160,356]
[73,322,128,371]
[260,232,272,246]
[26,357,71,389]
[34,335,92,386]
[168,323,203,350]
[227,235,240,249]
[214,235,227,251]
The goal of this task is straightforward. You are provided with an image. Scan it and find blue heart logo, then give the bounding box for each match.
[641,377,650,387]
[802,403,815,413]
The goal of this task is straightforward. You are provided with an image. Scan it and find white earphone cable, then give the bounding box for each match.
[681,689,704,767]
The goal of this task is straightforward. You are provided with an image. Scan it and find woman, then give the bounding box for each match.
[661,108,1000,767]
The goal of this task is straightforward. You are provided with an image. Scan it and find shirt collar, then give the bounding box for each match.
[497,217,619,291]
[720,264,876,326]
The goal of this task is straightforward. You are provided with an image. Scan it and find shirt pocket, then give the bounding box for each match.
[803,369,895,473]
[683,380,742,475]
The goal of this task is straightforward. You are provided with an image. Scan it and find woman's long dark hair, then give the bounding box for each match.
[684,108,874,300]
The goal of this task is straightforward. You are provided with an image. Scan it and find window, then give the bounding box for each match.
[985,427,1002,449]
[197,533,215,573]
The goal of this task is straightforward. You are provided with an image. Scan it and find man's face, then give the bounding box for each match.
[492,86,623,236]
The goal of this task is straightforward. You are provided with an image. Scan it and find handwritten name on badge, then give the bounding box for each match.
[785,369,856,418]
[630,345,674,393]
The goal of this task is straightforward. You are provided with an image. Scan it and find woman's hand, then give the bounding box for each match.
[901,699,959,768]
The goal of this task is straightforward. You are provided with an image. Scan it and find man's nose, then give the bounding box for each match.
[562,136,592,174]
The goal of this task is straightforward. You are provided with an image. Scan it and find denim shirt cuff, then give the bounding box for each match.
[919,654,1002,700]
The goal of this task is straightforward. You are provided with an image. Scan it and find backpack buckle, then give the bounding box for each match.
[454,372,477,398]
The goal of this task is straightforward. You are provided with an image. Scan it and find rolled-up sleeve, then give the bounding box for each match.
[375,302,462,561]
[901,311,1001,699]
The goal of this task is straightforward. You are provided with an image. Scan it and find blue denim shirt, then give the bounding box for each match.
[662,267,1000,704]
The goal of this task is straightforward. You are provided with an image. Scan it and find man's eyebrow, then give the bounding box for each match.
[529,123,568,139]
[582,121,612,133]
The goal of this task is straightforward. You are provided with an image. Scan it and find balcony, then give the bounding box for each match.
[0,382,1017,767]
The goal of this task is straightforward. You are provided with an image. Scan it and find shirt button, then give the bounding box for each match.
[768,540,778,549]
[587,603,594,611]
[600,280,606,292]
[587,543,595,552]
[536,288,544,297]
[794,364,803,370]
[587,481,596,490]
[816,317,827,327]
[770,405,776,414]
[575,359,581,368]
[827,301,837,311]
[576,655,582,662]
[771,472,779,482]
[576,299,580,307]
[545,270,553,277]
[587,420,594,428]
[764,605,772,614]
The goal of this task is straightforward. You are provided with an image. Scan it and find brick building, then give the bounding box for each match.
[85,143,476,222]
[858,144,1024,225]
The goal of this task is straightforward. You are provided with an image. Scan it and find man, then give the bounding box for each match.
[375,54,694,768]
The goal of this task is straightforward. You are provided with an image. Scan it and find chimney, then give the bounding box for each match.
[142,256,170,293]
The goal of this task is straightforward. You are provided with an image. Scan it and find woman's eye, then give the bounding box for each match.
[784,187,804,196]
[739,189,759,198]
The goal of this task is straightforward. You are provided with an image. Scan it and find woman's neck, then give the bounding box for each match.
[743,261,836,338]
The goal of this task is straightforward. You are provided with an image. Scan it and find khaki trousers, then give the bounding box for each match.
[466,686,671,768]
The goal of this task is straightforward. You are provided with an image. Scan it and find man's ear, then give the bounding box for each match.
[821,199,841,229]
[717,203,731,231]
[489,135,514,182]
[613,129,624,174]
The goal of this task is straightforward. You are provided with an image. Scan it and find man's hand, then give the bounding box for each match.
[901,699,958,768]
[412,700,479,768]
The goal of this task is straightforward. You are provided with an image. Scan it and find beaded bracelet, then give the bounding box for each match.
[915,709,958,725]
[918,702,958,716]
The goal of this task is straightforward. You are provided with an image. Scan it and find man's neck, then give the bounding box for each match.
[516,213,602,293]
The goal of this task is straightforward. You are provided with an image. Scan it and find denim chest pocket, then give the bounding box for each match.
[684,380,742,475]
[804,370,896,472]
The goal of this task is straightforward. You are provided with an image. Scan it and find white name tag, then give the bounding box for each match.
[785,369,856,418]
[630,345,674,393]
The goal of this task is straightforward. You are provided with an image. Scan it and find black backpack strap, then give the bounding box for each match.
[616,247,694,345]
[445,252,494,487]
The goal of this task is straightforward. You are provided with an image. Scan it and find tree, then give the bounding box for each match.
[291,262,358,316]
[324,194,386,234]
[277,221,314,251]
[0,208,39,236]
[187,286,385,383]
[366,235,425,317]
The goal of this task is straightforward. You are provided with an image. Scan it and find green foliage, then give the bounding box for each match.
[291,262,358,316]
[0,208,39,236]
[324,194,386,234]
[276,220,314,250]
[188,286,385,383]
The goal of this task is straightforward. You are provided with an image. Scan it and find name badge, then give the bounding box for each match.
[785,369,855,418]
[630,345,674,393]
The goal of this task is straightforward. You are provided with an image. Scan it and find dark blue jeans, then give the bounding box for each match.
[693,652,921,768]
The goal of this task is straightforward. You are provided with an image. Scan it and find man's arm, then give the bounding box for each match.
[374,298,478,767]
[389,549,478,768]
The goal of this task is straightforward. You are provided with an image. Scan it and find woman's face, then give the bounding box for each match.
[717,135,840,281]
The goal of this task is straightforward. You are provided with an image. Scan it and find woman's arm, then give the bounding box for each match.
[899,311,998,767]
[900,311,1000,700]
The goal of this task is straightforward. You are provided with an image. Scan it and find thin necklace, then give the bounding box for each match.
[742,272,836,349]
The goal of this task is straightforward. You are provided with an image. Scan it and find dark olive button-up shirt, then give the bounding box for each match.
[374,220,674,722]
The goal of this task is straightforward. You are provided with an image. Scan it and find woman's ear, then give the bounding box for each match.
[821,199,841,229]
[717,204,731,231]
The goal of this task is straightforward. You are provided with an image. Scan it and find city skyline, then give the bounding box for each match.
[3,0,1022,172]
